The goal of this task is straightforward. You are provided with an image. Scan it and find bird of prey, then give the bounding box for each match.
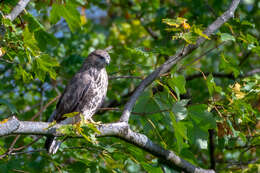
[45,49,110,154]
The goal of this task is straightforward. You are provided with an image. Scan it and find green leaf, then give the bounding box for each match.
[58,124,76,136]
[169,112,187,153]
[63,112,79,118]
[206,74,223,96]
[220,33,235,42]
[219,54,240,77]
[23,13,44,32]
[188,104,216,130]
[239,132,247,143]
[141,162,163,173]
[15,65,33,82]
[23,27,39,54]
[162,17,187,28]
[193,26,210,40]
[34,29,58,50]
[34,54,59,81]
[181,32,197,44]
[50,4,61,24]
[246,34,258,45]
[0,99,18,113]
[187,104,216,149]
[133,91,152,113]
[241,20,255,27]
[172,99,189,121]
[125,47,153,58]
[50,3,81,32]
[227,119,239,137]
[168,75,186,100]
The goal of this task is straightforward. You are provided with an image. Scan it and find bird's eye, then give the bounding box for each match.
[98,55,105,60]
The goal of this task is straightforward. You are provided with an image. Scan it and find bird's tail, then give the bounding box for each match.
[45,136,62,154]
[45,110,62,154]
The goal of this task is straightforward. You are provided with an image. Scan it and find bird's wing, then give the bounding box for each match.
[54,73,92,122]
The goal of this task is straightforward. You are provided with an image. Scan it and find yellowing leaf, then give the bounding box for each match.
[193,27,210,40]
[183,22,190,30]
[236,91,246,99]
[132,19,140,26]
[63,112,79,118]
[44,120,57,130]
[80,7,87,25]
[162,17,188,28]
[233,83,241,92]
[0,47,5,57]
[0,118,8,124]
[232,83,246,99]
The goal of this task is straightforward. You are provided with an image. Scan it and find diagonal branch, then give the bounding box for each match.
[119,0,241,123]
[0,116,214,173]
[5,0,31,21]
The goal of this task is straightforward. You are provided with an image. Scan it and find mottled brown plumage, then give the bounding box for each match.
[45,49,110,154]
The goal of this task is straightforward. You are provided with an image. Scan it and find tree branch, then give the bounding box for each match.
[186,68,260,81]
[119,0,241,123]
[0,116,214,173]
[5,0,31,21]
[0,1,241,172]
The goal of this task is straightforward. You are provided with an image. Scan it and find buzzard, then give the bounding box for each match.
[45,49,110,154]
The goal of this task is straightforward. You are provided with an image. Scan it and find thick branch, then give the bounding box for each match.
[120,0,241,123]
[5,0,31,21]
[0,116,214,173]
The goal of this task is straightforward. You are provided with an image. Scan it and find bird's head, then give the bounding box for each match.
[87,49,110,68]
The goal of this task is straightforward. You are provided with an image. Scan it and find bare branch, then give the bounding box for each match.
[119,0,241,123]
[98,107,170,116]
[105,46,113,51]
[5,0,31,21]
[186,68,260,81]
[244,68,260,76]
[178,42,225,72]
[0,116,214,173]
[31,95,60,121]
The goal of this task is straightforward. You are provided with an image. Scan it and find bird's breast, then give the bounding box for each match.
[82,70,108,119]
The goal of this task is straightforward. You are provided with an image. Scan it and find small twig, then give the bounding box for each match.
[12,169,29,173]
[0,96,59,159]
[0,58,14,64]
[137,14,159,40]
[225,158,259,169]
[244,68,260,76]
[10,149,45,156]
[186,72,234,81]
[144,26,159,40]
[12,137,42,151]
[109,76,143,80]
[186,68,260,81]
[105,46,113,51]
[98,107,170,116]
[8,135,21,153]
[39,85,44,121]
[225,144,260,150]
[31,95,60,121]
[179,42,225,72]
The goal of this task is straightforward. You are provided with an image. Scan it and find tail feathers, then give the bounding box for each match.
[45,137,62,154]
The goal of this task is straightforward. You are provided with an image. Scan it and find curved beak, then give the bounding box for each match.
[105,58,110,65]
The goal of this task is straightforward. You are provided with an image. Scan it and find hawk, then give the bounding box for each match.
[45,49,110,154]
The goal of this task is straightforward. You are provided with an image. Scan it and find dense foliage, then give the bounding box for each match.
[0,0,259,172]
